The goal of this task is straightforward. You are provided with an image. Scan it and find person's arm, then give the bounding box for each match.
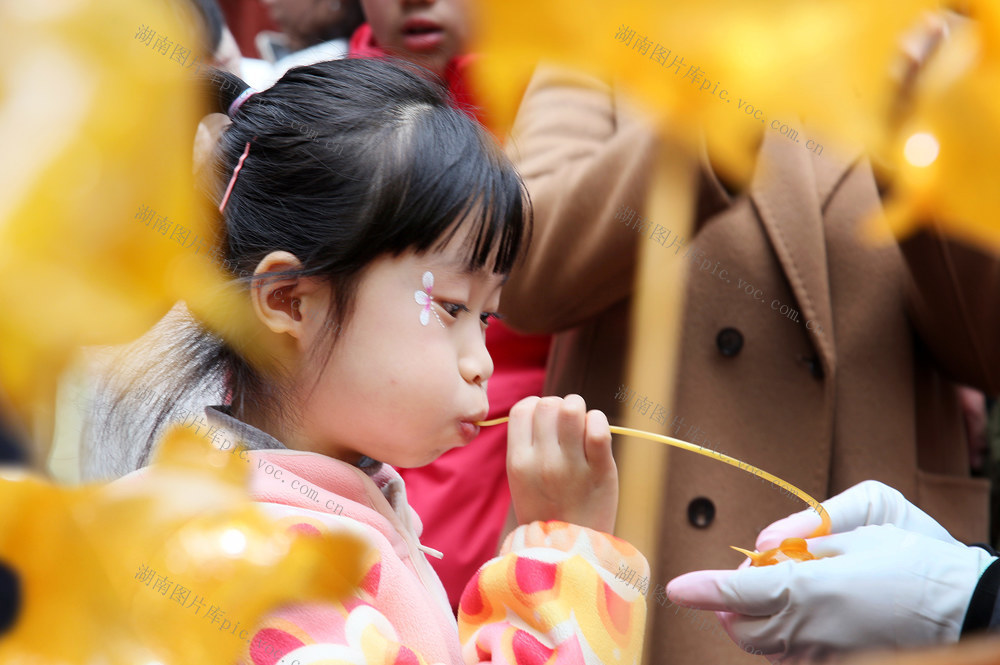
[499,66,659,334]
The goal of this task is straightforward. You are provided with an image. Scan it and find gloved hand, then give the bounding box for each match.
[755,479,961,550]
[666,481,997,663]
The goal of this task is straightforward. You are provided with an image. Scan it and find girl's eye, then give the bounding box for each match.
[439,302,469,318]
[438,302,503,327]
[480,311,503,327]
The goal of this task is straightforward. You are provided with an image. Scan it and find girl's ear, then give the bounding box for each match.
[251,251,322,339]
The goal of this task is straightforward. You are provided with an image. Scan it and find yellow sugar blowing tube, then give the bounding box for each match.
[477,417,832,566]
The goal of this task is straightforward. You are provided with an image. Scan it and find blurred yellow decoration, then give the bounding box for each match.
[472,0,937,179]
[0,426,369,664]
[474,0,1000,249]
[877,5,1000,253]
[0,0,255,427]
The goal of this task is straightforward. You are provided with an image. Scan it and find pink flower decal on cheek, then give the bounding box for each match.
[414,270,445,328]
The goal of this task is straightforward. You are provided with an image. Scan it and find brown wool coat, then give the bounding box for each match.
[499,66,1000,665]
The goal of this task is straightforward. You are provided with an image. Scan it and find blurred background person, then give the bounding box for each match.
[241,0,364,88]
[177,0,244,75]
[217,0,277,58]
[496,15,1000,665]
[351,0,469,97]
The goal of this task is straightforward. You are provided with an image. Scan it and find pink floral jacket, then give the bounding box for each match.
[203,407,649,665]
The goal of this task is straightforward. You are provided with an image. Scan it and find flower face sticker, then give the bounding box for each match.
[414,271,445,328]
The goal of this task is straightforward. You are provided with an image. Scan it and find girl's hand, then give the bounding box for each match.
[506,395,618,534]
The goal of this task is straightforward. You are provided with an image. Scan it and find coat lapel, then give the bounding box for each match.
[748,128,857,375]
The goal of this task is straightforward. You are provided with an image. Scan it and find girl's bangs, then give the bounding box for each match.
[372,106,531,276]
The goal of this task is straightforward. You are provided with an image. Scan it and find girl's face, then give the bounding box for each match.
[291,227,502,468]
[360,0,470,77]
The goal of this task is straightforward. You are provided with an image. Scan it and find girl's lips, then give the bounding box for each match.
[401,17,445,52]
[458,421,480,443]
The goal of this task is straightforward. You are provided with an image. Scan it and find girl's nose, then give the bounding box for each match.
[458,338,493,387]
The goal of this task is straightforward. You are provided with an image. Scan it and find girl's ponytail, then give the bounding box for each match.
[202,68,254,118]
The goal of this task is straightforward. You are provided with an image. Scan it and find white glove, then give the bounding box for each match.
[754,479,960,550]
[666,481,997,663]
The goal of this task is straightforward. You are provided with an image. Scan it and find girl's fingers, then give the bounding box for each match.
[507,396,540,456]
[531,396,563,464]
[556,394,587,457]
[583,408,612,468]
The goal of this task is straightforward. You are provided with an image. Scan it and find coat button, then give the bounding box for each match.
[687,497,716,528]
[716,328,743,357]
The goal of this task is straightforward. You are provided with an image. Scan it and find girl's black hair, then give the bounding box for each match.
[89,58,531,475]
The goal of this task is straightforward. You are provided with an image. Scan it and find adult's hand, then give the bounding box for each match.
[666,481,997,662]
[754,479,961,551]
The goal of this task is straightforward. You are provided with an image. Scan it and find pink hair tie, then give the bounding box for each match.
[228,87,258,117]
[219,141,251,213]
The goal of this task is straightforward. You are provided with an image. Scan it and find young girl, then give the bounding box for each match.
[349,0,553,610]
[111,59,648,664]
